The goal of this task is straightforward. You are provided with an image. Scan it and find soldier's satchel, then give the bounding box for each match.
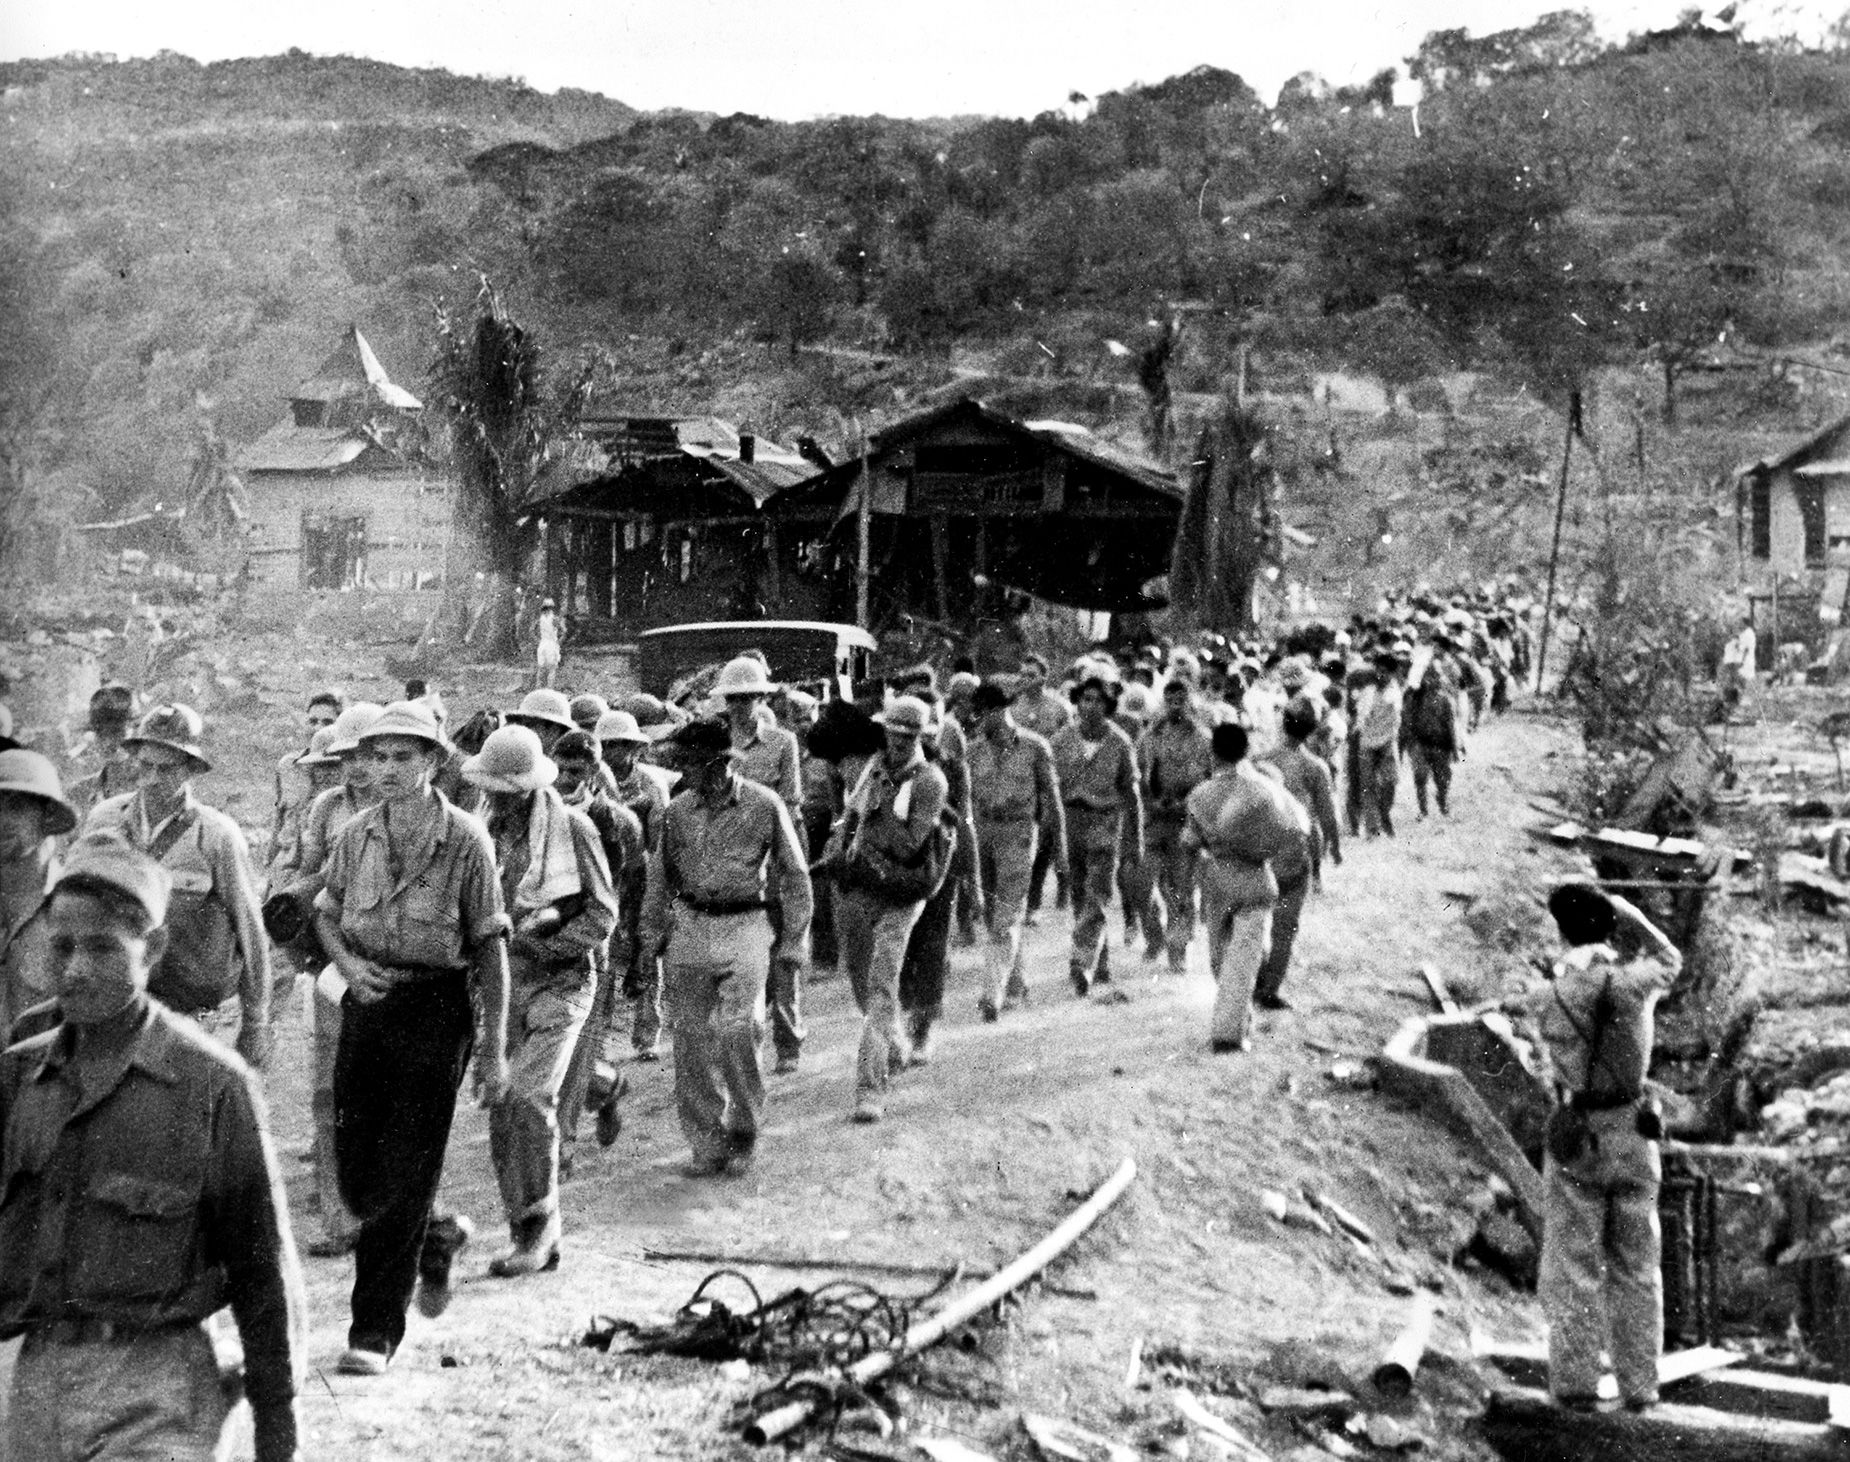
[146,812,241,1012]
[1544,972,1615,1166]
[841,806,958,904]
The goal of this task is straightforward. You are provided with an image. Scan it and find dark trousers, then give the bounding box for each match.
[335,975,474,1353]
[900,874,957,1027]
[1026,817,1067,913]
[1255,870,1310,1004]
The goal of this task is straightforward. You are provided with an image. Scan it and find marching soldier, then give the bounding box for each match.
[967,679,1063,1021]
[83,703,275,1070]
[831,695,947,1123]
[0,750,78,1040]
[639,720,811,1176]
[463,725,617,1276]
[716,655,807,1074]
[1,832,306,1462]
[1050,676,1143,995]
[314,700,511,1374]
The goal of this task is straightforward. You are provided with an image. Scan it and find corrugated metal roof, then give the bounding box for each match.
[236,424,370,473]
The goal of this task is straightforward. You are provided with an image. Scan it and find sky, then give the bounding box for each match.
[3,0,1839,119]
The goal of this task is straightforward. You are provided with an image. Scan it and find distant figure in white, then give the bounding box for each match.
[534,598,563,690]
[1719,616,1756,718]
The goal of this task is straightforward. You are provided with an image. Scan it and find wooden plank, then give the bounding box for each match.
[1419,964,1459,1015]
[1484,1386,1846,1462]
[1473,1337,1738,1397]
[1671,1368,1850,1426]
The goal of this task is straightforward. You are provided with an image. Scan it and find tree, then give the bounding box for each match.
[1168,398,1277,635]
[428,280,598,653]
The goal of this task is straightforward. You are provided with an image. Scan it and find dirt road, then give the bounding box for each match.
[255,703,1573,1459]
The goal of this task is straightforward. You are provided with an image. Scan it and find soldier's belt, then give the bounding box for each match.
[31,1317,198,1346]
[676,895,766,916]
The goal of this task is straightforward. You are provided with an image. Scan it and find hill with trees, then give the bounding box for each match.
[7,15,1850,596]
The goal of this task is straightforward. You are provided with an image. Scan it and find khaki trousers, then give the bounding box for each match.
[9,1324,231,1461]
[1541,1113,1663,1406]
[1199,857,1273,1049]
[837,887,926,1104]
[1148,820,1196,966]
[489,965,594,1235]
[976,818,1036,1005]
[664,908,773,1162]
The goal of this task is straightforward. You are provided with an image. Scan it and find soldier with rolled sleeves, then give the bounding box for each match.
[0,750,78,1042]
[639,719,811,1177]
[967,678,1064,1021]
[830,695,948,1123]
[716,655,808,1074]
[464,724,617,1276]
[1522,884,1680,1413]
[313,701,512,1375]
[1,831,307,1462]
[82,704,275,1070]
[1050,676,1143,996]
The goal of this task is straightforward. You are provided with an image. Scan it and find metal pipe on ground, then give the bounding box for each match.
[1372,1292,1437,1398]
[743,1156,1138,1445]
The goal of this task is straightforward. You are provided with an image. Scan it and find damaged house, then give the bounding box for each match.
[528,415,825,636]
[236,326,449,599]
[768,396,1182,632]
[1736,411,1850,643]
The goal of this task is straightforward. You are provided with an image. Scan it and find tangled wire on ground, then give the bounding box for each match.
[583,1266,966,1433]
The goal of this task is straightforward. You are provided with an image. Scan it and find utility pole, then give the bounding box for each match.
[854,420,872,631]
[1535,389,1582,691]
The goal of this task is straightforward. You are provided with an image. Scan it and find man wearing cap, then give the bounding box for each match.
[67,682,138,813]
[464,725,618,1276]
[716,655,808,1073]
[1140,677,1213,973]
[595,710,672,1059]
[1050,677,1143,996]
[0,831,306,1462]
[0,750,78,1041]
[314,700,512,1374]
[639,719,812,1175]
[82,703,275,1070]
[968,679,1064,1020]
[831,696,948,1122]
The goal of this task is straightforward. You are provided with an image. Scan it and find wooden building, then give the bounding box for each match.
[769,397,1182,631]
[529,415,825,636]
[1737,412,1850,635]
[236,326,448,599]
